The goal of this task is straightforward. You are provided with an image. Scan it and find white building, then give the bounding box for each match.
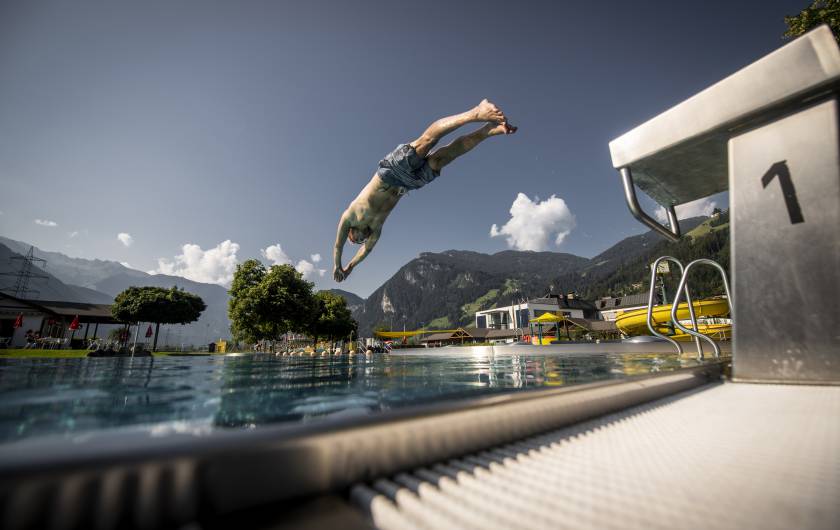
[475,294,596,329]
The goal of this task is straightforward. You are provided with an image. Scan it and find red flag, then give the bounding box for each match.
[12,314,23,329]
[68,315,80,330]
[145,325,153,338]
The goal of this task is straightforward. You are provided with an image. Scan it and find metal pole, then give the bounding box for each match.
[670,259,733,359]
[646,257,685,354]
[132,321,140,357]
[620,167,681,241]
[659,274,668,305]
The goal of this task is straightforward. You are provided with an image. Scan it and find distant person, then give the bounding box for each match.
[333,99,516,281]
[23,330,34,349]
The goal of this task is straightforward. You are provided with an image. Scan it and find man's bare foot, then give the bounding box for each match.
[475,99,506,123]
[485,121,518,136]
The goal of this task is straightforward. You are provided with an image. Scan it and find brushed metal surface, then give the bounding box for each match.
[609,25,840,207]
[730,98,840,383]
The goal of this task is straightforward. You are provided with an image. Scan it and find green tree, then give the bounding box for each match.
[228,260,319,345]
[111,286,206,351]
[228,259,267,343]
[784,1,840,42]
[309,291,358,348]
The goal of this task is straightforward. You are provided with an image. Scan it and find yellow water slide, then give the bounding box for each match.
[670,322,731,341]
[615,298,730,337]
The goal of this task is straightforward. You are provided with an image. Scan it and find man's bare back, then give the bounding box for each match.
[333,99,516,282]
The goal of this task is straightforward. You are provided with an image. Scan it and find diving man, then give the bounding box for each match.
[333,99,516,282]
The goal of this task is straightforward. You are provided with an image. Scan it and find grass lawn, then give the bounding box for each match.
[0,349,222,359]
[687,218,729,238]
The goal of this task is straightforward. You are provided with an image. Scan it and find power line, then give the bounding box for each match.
[0,246,49,299]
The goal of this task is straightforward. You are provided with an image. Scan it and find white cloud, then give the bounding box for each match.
[117,232,134,247]
[655,197,717,223]
[296,259,326,281]
[490,193,576,251]
[261,244,325,282]
[68,231,79,238]
[260,243,293,266]
[35,219,58,227]
[120,261,132,269]
[153,240,240,286]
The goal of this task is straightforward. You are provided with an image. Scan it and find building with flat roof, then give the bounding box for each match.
[0,292,116,348]
[474,293,597,330]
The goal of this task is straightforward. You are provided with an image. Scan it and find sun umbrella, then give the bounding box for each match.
[145,325,153,338]
[13,313,23,329]
[528,312,566,345]
[68,315,80,330]
[529,312,565,323]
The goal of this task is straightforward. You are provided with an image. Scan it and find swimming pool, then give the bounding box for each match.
[0,349,702,444]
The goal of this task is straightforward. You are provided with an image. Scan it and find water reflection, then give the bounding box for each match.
[0,351,698,443]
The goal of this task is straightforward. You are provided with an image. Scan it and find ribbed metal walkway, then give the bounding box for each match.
[351,382,840,530]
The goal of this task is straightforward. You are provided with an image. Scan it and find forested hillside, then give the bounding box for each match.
[353,215,729,335]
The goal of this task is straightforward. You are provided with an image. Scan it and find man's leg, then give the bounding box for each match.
[427,122,516,173]
[410,99,507,157]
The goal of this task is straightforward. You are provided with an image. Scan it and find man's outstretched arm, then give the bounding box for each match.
[333,214,351,281]
[343,230,381,279]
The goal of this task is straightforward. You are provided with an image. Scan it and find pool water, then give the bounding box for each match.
[0,350,696,444]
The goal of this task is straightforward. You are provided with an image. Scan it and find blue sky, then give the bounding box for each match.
[0,0,803,296]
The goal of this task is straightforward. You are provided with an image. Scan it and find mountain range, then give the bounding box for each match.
[349,216,725,335]
[0,214,728,342]
[0,243,114,305]
[0,236,230,346]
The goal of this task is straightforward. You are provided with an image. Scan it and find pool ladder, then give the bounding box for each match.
[646,257,733,360]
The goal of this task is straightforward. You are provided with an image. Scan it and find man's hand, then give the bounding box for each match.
[333,264,353,282]
[334,214,352,282]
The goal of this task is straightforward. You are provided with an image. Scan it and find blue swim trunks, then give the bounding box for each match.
[376,143,440,193]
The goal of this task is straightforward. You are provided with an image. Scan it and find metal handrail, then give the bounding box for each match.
[646,257,703,358]
[620,167,681,242]
[670,259,733,359]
